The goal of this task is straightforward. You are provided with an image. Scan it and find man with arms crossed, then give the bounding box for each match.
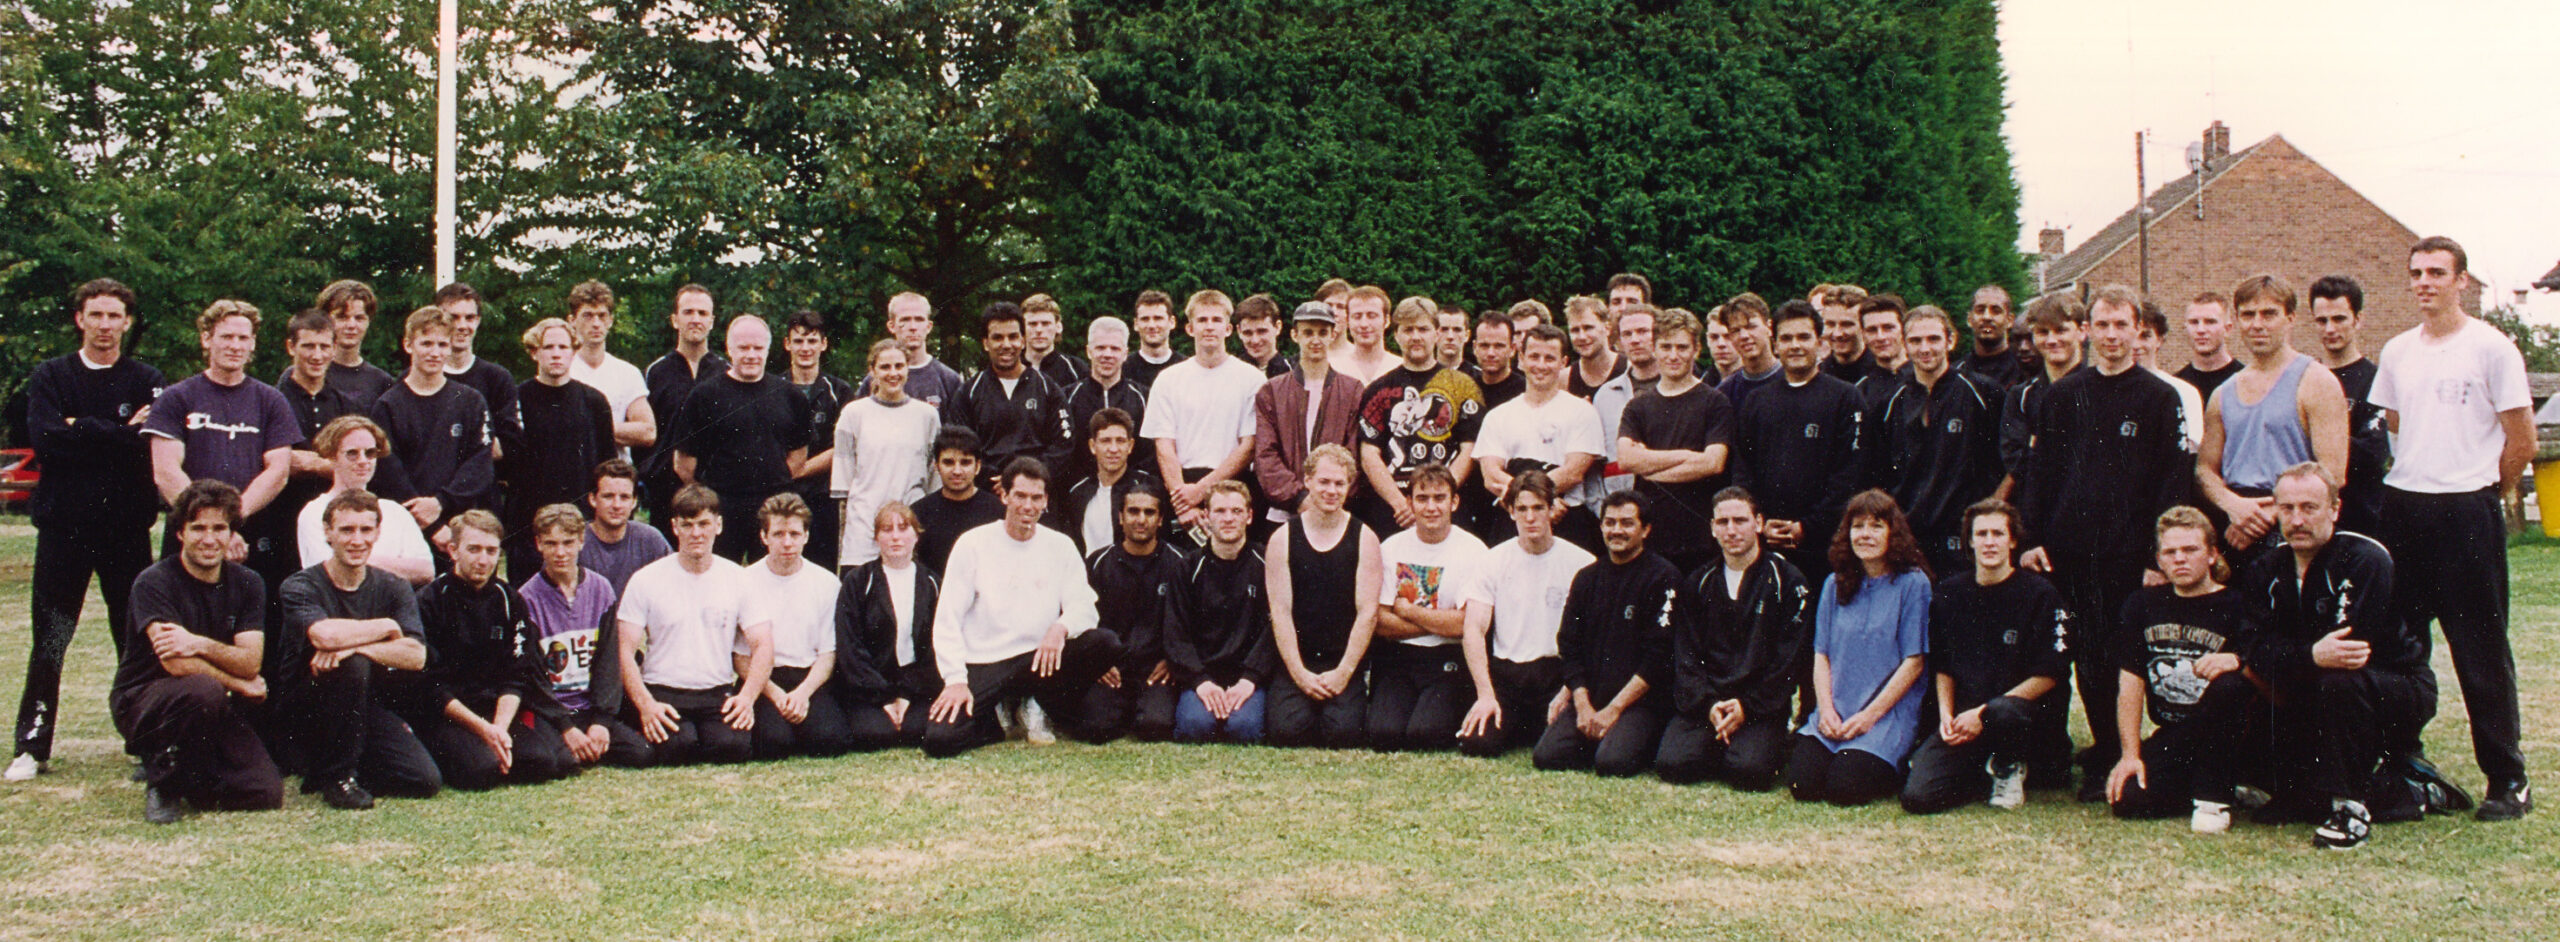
[616,484,775,766]
[1367,463,1487,752]
[275,490,442,809]
[2369,235,2534,820]
[112,481,281,822]
[1614,307,1737,575]
[14,278,165,782]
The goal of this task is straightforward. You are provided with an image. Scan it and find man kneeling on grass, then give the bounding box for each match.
[616,484,774,766]
[1160,482,1276,743]
[113,480,283,823]
[924,458,1122,758]
[520,502,652,767]
[276,489,442,810]
[744,493,857,759]
[410,510,578,789]
[1533,491,1679,776]
[1901,498,2069,814]
[2104,506,2255,831]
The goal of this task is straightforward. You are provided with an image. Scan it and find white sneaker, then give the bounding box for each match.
[3,754,40,782]
[1987,759,2026,810]
[2191,800,2233,835]
[1020,700,1058,745]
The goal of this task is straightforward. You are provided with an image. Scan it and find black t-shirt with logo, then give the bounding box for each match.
[1356,365,1485,486]
[2113,585,2247,727]
[1927,569,2070,711]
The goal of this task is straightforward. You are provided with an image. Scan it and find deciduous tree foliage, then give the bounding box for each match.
[1047,0,2022,320]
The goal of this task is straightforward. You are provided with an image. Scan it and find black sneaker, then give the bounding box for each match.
[2477,782,2533,822]
[2312,803,2371,850]
[143,785,184,825]
[2396,754,2473,814]
[316,777,375,811]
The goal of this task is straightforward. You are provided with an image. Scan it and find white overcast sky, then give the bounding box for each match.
[2000,0,2560,320]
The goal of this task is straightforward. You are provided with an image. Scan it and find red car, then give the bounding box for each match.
[0,448,35,509]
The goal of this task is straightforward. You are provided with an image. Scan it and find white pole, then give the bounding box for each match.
[434,0,458,287]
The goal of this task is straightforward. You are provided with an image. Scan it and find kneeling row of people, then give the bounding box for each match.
[118,450,2427,850]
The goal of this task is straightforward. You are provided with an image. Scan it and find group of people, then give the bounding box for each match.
[11,235,2534,850]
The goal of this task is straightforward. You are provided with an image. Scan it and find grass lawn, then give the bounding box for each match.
[1,522,2556,940]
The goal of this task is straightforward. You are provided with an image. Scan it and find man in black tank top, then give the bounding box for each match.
[1263,445,1380,749]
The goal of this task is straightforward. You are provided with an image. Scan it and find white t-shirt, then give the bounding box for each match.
[1082,484,1116,555]
[883,561,920,666]
[569,352,649,460]
[1139,357,1265,469]
[297,493,435,569]
[831,396,941,566]
[2372,318,2533,493]
[1466,537,1596,662]
[1475,392,1606,506]
[1377,527,1490,648]
[742,559,840,669]
[932,522,1099,685]
[619,554,768,690]
[2145,366,2205,450]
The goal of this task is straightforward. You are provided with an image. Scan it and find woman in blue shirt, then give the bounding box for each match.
[1786,489,1932,806]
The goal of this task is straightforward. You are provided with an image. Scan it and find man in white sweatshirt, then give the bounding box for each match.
[923,457,1122,757]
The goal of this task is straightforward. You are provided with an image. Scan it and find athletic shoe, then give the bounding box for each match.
[2231,784,2273,812]
[316,777,375,811]
[2398,754,2473,814]
[3,754,40,782]
[1987,758,2026,810]
[2477,782,2533,822]
[1020,700,1058,746]
[2312,802,2371,851]
[2190,800,2232,835]
[143,785,184,825]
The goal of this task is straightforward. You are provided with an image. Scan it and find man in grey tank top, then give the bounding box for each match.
[2195,273,2350,566]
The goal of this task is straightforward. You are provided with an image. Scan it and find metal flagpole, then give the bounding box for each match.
[435,0,458,287]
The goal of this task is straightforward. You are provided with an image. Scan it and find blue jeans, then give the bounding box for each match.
[1174,688,1266,743]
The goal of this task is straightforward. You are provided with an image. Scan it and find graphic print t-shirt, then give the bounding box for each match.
[1357,366,1485,486]
[1375,527,1489,649]
[2113,586,2245,727]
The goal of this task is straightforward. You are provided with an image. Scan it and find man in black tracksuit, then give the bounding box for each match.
[943,303,1074,489]
[1903,500,2072,814]
[1864,310,2007,576]
[1534,492,1681,776]
[2016,287,2191,799]
[410,514,578,790]
[2240,465,2436,849]
[1733,304,1862,578]
[1075,482,1185,742]
[1998,295,2090,488]
[1161,485,1277,743]
[1654,489,1812,790]
[15,278,165,779]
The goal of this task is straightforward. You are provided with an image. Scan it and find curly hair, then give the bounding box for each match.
[1827,489,1929,603]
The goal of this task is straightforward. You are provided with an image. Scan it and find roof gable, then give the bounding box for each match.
[2044,136,2280,290]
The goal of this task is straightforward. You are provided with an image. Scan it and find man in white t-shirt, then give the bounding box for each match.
[923,458,1121,757]
[615,485,774,765]
[1368,463,1490,752]
[1143,290,1266,533]
[294,415,433,585]
[564,280,657,461]
[1458,472,1595,757]
[742,493,853,758]
[1474,323,1604,551]
[2369,235,2536,822]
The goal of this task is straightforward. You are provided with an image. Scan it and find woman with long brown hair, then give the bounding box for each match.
[1785,489,1932,806]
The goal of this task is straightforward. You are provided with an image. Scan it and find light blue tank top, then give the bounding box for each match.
[2216,354,2315,493]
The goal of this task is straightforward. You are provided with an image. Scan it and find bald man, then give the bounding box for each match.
[669,315,814,560]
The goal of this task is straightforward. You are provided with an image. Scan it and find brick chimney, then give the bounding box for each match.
[2203,121,2231,162]
[2039,227,2066,259]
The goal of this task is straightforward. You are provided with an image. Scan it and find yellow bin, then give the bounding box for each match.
[2540,459,2560,538]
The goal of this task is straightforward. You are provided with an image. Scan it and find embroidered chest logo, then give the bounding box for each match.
[2118,421,2138,438]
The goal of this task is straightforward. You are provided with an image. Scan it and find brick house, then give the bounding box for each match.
[2035,122,2476,367]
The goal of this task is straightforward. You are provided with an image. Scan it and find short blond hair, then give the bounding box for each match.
[520,317,575,355]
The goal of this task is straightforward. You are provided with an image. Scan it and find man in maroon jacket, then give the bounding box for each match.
[1254,301,1366,528]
